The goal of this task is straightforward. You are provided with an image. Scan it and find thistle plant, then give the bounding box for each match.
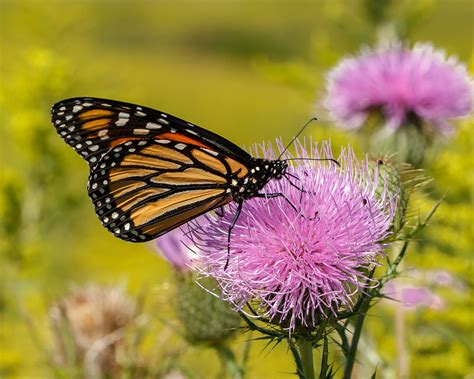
[324,42,472,165]
[191,140,394,333]
[41,284,181,379]
[174,139,438,378]
[49,285,136,378]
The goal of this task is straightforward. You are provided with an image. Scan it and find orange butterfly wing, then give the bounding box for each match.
[51,97,252,241]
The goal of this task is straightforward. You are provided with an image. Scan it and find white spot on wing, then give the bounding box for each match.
[175,143,186,150]
[116,112,130,126]
[133,129,150,135]
[98,130,109,139]
[146,122,161,129]
[73,105,83,113]
[158,118,169,125]
[202,147,218,156]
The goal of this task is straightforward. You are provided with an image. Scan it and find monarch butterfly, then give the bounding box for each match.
[51,97,310,252]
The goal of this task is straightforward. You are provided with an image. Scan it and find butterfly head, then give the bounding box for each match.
[250,158,288,181]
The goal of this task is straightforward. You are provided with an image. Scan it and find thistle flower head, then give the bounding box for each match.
[324,42,472,134]
[190,140,396,332]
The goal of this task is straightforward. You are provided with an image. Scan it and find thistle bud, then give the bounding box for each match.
[175,273,241,345]
[369,156,409,234]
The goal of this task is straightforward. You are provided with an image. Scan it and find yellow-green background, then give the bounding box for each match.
[1,0,472,378]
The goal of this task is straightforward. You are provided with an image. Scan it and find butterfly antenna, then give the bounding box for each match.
[283,157,340,167]
[278,117,318,160]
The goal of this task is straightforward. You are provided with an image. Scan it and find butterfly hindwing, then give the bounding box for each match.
[88,139,233,242]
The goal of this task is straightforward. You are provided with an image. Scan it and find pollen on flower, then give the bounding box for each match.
[188,139,397,332]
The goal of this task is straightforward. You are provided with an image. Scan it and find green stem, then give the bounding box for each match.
[240,333,252,379]
[342,298,371,379]
[319,336,329,379]
[297,339,315,379]
[289,339,304,379]
[215,343,242,379]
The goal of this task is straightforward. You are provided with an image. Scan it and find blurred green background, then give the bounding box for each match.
[0,0,472,378]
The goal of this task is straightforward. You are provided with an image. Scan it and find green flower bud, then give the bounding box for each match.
[369,156,408,234]
[369,117,433,167]
[174,273,241,345]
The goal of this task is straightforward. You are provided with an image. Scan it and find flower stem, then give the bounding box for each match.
[215,343,242,379]
[297,339,315,379]
[343,297,371,379]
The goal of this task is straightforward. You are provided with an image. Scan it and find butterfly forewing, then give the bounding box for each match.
[51,97,253,166]
[88,139,233,241]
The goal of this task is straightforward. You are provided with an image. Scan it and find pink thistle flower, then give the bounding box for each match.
[401,287,444,310]
[154,227,197,272]
[189,140,395,332]
[324,43,472,134]
[383,282,445,311]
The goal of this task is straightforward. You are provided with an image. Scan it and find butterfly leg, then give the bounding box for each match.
[216,206,225,217]
[254,192,299,214]
[309,211,319,221]
[224,200,243,270]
